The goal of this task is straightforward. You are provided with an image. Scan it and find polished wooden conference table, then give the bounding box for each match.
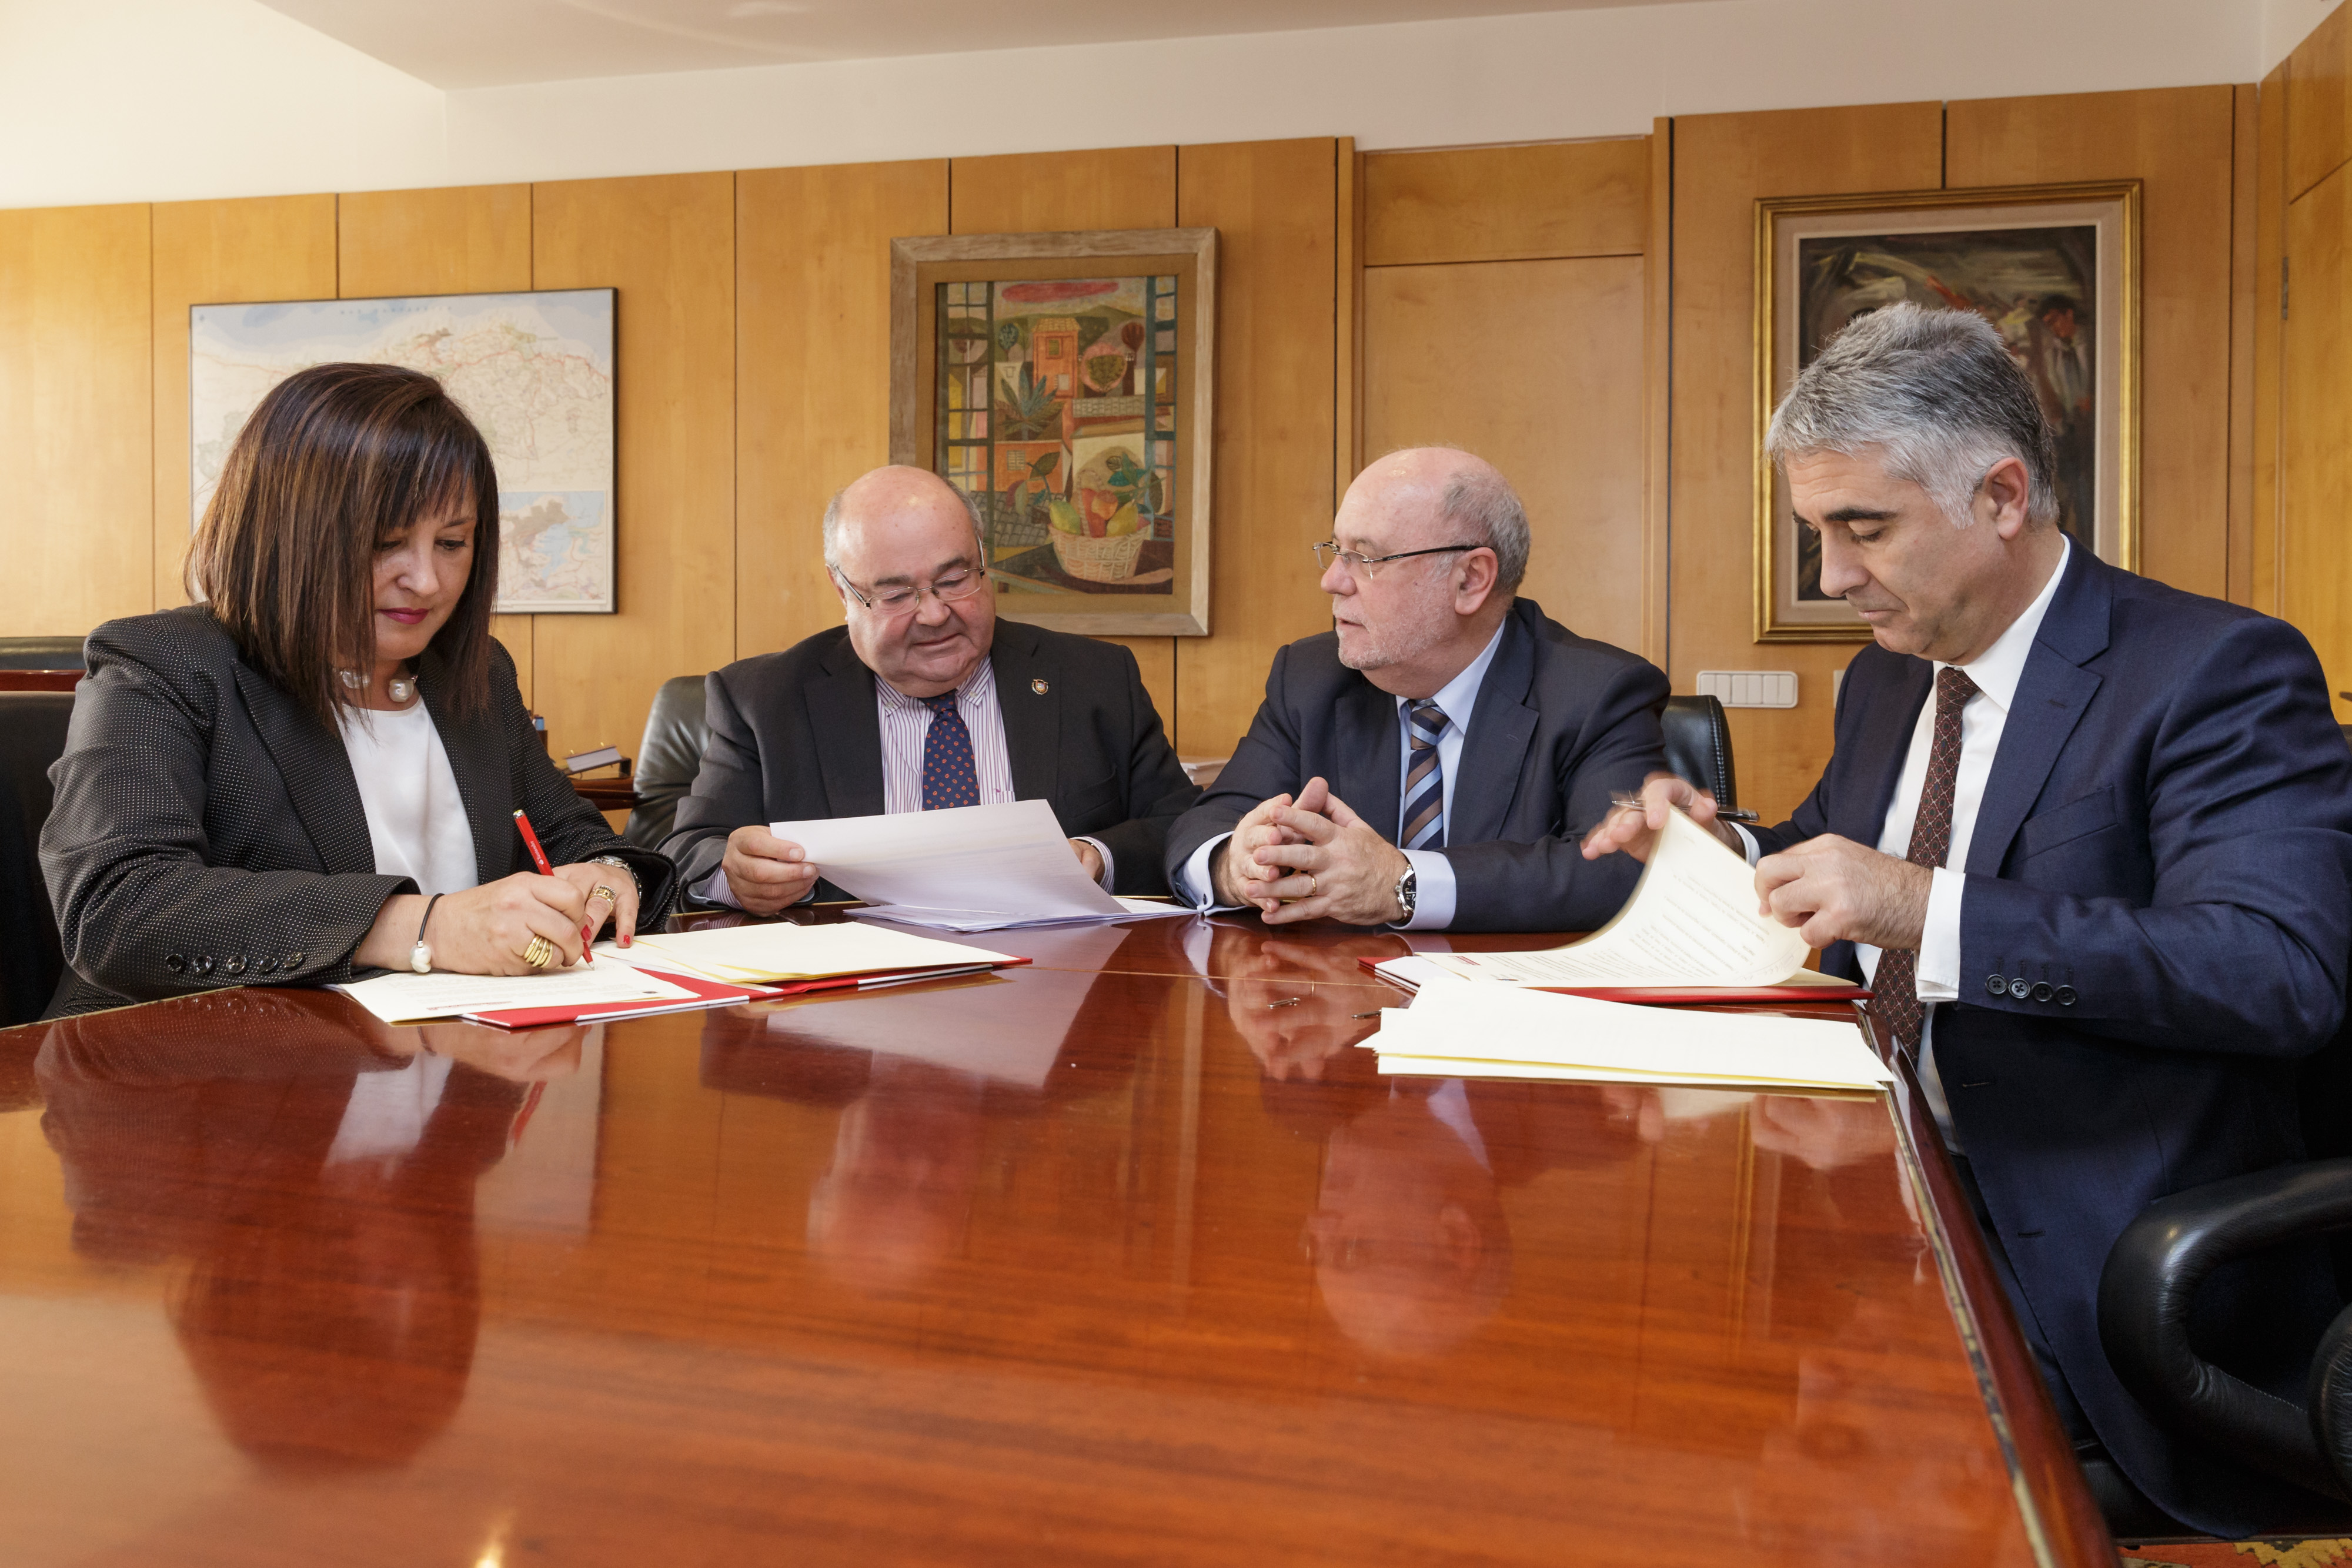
[0,911,2113,1567]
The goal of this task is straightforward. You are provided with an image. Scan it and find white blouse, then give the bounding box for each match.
[335,700,482,895]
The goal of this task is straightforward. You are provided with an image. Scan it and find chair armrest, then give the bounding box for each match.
[2098,1158,2352,1502]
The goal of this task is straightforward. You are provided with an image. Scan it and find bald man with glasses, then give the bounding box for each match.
[662,466,1198,911]
[1164,447,1669,931]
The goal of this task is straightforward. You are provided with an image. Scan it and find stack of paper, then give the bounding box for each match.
[613,921,1024,987]
[770,799,1194,932]
[332,965,703,1025]
[1367,978,1891,1093]
[1409,809,1864,1001]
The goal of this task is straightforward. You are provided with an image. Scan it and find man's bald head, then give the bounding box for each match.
[1339,447,1529,594]
[823,465,984,573]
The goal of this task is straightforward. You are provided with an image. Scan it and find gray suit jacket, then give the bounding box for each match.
[662,620,1199,898]
[39,606,676,1018]
[1162,599,1669,931]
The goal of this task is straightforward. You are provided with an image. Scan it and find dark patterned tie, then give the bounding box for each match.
[1401,699,1449,851]
[1870,666,1979,1055]
[920,692,980,811]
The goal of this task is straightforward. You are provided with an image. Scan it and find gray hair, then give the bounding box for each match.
[1765,302,2059,528]
[821,476,987,574]
[1397,452,1529,593]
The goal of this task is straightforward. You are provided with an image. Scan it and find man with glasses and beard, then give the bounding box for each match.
[1164,447,1668,931]
[664,465,1198,909]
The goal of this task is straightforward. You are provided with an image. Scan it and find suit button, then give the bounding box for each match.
[1984,974,2007,996]
[192,956,215,977]
[2032,981,2053,1002]
[255,956,277,975]
[2055,985,2078,1006]
[283,952,305,968]
[2007,977,2031,1000]
[165,954,187,974]
[225,957,247,977]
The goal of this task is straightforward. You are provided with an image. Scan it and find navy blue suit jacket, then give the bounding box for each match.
[1164,599,1669,931]
[1753,547,2352,1533]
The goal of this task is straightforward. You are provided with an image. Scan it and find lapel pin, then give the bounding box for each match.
[1031,678,1050,695]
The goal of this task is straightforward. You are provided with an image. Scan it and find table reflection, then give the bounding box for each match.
[33,991,573,1473]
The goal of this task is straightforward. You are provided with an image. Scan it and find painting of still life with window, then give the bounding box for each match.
[893,229,1216,636]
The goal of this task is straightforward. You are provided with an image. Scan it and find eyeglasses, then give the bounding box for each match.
[834,566,989,617]
[1310,540,1487,580]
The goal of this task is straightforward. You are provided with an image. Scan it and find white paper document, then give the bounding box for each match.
[1368,980,1890,1093]
[1421,809,1811,989]
[332,964,697,1025]
[614,922,1018,984]
[770,799,1194,931]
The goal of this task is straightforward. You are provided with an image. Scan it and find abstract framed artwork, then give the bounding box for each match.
[890,228,1217,637]
[1753,183,2140,641]
[189,289,617,614]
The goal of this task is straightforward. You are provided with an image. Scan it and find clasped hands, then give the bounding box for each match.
[1211,777,1408,927]
[1577,771,1931,951]
[721,824,1104,915]
[358,861,642,976]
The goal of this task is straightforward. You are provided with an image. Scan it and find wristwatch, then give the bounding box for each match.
[1392,863,1418,925]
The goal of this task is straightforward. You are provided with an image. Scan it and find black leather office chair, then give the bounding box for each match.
[0,690,75,1024]
[623,675,710,850]
[0,636,85,671]
[1661,694,1738,810]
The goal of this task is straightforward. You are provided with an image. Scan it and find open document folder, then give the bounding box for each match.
[1367,979,1892,1093]
[1401,808,1866,1001]
[770,798,1194,932]
[610,921,1024,986]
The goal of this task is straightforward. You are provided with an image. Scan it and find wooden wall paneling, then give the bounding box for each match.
[1669,103,1945,821]
[150,195,338,610]
[2287,1,2351,203]
[1947,86,2238,600]
[736,161,949,671]
[1362,256,1648,656]
[0,204,153,638]
[1336,138,1363,527]
[948,146,1183,744]
[1644,119,1674,670]
[530,173,736,763]
[1362,139,1649,266]
[2281,163,2351,714]
[2256,65,2291,617]
[1174,139,1341,762]
[2228,84,2260,606]
[337,184,539,703]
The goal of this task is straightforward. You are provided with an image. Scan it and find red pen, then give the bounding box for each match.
[513,808,593,964]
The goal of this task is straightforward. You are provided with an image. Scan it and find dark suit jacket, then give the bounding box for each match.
[1752,547,2352,1534]
[662,620,1198,898]
[1163,598,1669,931]
[39,606,676,1018]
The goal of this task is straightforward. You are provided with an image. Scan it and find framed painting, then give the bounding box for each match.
[189,288,617,614]
[890,228,1217,636]
[1753,183,2140,640]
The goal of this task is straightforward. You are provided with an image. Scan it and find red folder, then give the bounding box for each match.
[460,957,1028,1029]
[1357,955,1869,1007]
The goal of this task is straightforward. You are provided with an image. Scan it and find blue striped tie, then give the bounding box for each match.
[1401,699,1448,851]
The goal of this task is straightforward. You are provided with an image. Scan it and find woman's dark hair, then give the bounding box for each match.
[191,362,501,728]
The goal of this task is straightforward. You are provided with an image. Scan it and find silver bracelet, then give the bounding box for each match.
[588,854,640,896]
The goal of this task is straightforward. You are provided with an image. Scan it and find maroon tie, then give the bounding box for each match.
[1869,666,1978,1055]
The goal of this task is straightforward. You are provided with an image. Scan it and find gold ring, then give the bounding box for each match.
[522,935,555,970]
[1305,873,1318,897]
[590,884,618,905]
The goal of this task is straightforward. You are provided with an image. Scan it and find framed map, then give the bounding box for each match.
[189,289,617,614]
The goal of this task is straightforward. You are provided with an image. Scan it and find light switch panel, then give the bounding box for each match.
[1695,670,1798,709]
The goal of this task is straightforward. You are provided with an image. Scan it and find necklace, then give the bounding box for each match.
[340,668,417,704]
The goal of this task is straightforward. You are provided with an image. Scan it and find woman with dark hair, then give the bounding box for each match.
[39,362,675,1018]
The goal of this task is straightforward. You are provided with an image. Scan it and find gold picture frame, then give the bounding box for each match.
[890,228,1217,637]
[1753,182,2141,641]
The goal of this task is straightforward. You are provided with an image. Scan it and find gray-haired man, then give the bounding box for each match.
[1586,303,2352,1535]
[1164,446,1669,931]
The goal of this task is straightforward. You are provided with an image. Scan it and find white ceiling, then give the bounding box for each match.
[256,0,1708,89]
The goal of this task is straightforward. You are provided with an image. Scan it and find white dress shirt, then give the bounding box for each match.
[699,658,1113,906]
[336,700,481,897]
[1174,618,1508,931]
[1735,536,2070,1142]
